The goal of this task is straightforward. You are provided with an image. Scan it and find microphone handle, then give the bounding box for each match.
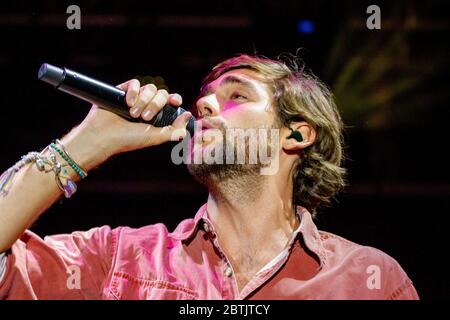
[37,63,195,136]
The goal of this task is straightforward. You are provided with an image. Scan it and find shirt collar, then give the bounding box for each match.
[170,203,327,266]
[170,203,209,241]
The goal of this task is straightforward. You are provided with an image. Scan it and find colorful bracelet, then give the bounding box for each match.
[46,147,77,198]
[0,152,41,197]
[50,141,88,179]
[0,146,77,198]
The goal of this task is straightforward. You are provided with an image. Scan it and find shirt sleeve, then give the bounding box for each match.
[350,245,419,300]
[384,257,419,300]
[0,226,115,300]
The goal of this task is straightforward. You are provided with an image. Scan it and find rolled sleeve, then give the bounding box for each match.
[0,226,114,300]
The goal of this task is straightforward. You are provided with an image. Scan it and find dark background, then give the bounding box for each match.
[1,0,449,299]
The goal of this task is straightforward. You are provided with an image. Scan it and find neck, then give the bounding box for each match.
[206,168,299,260]
[203,155,301,291]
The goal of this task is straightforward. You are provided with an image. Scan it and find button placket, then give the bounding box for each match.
[201,216,239,297]
[221,259,239,299]
[207,232,239,297]
[224,265,233,277]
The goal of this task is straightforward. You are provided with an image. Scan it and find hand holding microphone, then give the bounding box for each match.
[38,63,195,171]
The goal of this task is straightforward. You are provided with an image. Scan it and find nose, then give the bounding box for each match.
[196,94,220,118]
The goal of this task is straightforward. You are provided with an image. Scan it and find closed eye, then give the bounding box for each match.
[230,92,247,100]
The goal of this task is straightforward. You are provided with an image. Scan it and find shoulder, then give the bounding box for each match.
[112,217,196,248]
[319,230,402,269]
[318,230,419,299]
[114,223,170,240]
[43,225,113,244]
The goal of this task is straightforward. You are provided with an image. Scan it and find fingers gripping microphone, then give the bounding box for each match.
[37,63,196,137]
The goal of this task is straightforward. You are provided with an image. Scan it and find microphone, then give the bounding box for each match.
[37,63,196,136]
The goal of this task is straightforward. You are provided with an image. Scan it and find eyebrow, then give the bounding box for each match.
[203,75,258,96]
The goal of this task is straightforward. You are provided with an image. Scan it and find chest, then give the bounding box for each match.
[230,253,272,292]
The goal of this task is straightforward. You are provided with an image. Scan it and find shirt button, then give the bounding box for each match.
[203,223,210,233]
[224,266,233,277]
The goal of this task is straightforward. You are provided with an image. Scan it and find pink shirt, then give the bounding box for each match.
[0,204,418,300]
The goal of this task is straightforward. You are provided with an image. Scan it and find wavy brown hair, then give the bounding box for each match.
[199,54,346,215]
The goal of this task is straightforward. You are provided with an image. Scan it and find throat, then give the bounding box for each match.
[209,172,266,205]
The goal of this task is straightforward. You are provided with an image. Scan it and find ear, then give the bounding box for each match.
[282,121,316,152]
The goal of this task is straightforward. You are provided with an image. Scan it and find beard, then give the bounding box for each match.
[186,119,280,193]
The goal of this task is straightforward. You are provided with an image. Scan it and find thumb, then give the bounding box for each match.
[170,111,193,141]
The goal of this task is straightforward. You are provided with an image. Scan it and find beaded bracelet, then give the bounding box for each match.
[0,146,77,198]
[46,147,78,198]
[50,140,88,179]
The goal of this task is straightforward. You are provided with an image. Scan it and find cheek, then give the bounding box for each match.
[222,104,274,128]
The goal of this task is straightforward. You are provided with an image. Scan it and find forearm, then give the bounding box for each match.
[0,125,109,252]
[0,79,184,253]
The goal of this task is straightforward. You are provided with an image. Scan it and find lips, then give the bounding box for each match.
[193,118,226,144]
[195,118,225,132]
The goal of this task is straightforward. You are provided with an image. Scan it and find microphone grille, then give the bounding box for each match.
[151,105,195,137]
[38,63,65,87]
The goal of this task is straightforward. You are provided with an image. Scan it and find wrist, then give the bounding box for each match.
[60,125,110,172]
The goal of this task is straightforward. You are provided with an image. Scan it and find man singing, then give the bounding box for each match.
[0,54,418,299]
